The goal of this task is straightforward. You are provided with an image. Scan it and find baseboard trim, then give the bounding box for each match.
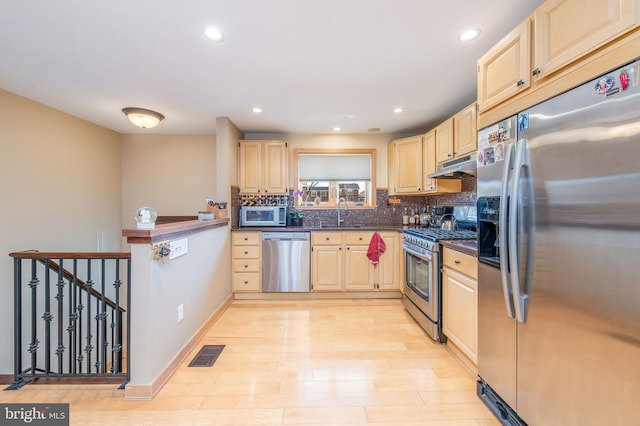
[233,291,402,301]
[124,294,234,401]
[0,374,13,385]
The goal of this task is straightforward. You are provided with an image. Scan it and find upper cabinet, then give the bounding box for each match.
[239,140,288,194]
[477,20,531,112]
[434,118,454,164]
[435,102,478,165]
[534,0,638,79]
[478,0,639,122]
[423,130,462,194]
[453,102,478,158]
[392,135,423,194]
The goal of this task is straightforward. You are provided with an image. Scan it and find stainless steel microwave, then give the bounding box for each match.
[240,206,287,227]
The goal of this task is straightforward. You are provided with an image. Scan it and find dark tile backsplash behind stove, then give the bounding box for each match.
[230,176,476,228]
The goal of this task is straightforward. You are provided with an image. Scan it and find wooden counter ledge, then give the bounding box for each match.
[123,218,229,244]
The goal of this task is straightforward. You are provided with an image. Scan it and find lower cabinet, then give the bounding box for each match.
[442,247,478,365]
[312,231,399,292]
[232,231,261,292]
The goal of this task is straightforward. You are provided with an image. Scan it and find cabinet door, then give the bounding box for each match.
[394,135,423,193]
[311,245,343,291]
[435,118,455,164]
[534,0,638,79]
[423,131,462,194]
[423,130,437,193]
[387,142,396,196]
[477,19,531,112]
[443,268,478,364]
[377,233,399,291]
[454,103,477,157]
[345,245,375,291]
[262,141,288,194]
[239,141,262,193]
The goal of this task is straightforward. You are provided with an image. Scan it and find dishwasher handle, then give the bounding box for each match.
[262,232,310,242]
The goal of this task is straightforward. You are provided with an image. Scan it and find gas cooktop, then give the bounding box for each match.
[404,228,477,242]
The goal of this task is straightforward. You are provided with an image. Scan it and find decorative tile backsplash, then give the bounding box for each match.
[231,176,476,228]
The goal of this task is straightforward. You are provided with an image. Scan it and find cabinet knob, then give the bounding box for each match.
[455,259,461,264]
[244,264,248,268]
[532,68,541,76]
[326,237,330,240]
[244,251,248,255]
[516,79,525,86]
[359,237,363,241]
[244,281,248,284]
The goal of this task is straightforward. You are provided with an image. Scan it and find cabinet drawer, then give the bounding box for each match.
[232,246,259,259]
[344,231,374,245]
[232,232,261,246]
[312,232,344,245]
[233,259,260,272]
[233,273,260,292]
[443,248,477,279]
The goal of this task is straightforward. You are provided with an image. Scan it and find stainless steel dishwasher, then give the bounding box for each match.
[262,232,310,292]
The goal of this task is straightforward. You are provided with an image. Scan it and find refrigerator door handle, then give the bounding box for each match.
[499,141,516,319]
[508,138,534,324]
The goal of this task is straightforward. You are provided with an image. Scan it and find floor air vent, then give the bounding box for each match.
[188,345,225,367]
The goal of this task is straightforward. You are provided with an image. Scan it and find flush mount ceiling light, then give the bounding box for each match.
[122,107,165,129]
[333,127,341,132]
[204,27,224,42]
[459,28,481,42]
[393,107,404,114]
[252,107,263,113]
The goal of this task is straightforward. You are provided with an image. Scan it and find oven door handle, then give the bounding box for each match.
[500,141,516,319]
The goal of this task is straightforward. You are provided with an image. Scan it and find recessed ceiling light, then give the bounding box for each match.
[393,107,404,114]
[333,127,341,132]
[204,27,224,42]
[252,107,262,113]
[367,128,381,133]
[459,28,481,42]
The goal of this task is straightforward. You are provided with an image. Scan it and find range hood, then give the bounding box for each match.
[428,153,477,179]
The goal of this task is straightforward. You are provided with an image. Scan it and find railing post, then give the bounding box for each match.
[7,258,26,390]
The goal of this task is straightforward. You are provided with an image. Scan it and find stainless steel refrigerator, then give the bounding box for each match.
[476,58,640,425]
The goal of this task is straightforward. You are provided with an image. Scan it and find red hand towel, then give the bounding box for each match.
[367,232,387,265]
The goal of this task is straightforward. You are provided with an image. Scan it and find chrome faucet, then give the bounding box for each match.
[337,197,347,226]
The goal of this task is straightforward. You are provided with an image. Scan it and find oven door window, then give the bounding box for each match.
[405,251,433,302]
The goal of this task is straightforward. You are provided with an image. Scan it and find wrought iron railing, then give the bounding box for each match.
[6,250,131,390]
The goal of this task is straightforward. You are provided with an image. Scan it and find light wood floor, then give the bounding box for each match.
[1,299,500,425]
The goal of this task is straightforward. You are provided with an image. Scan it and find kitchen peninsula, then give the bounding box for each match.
[121,217,232,400]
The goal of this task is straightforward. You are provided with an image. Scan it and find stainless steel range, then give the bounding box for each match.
[403,227,476,341]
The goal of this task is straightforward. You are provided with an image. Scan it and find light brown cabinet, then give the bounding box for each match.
[311,232,344,291]
[389,130,461,196]
[239,140,288,194]
[422,130,461,194]
[391,135,423,194]
[534,0,638,80]
[442,247,478,365]
[232,232,261,292]
[453,102,478,158]
[434,118,454,164]
[478,0,639,117]
[312,231,400,292]
[477,19,531,112]
[434,102,477,165]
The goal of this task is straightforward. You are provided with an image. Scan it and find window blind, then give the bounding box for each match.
[298,154,372,180]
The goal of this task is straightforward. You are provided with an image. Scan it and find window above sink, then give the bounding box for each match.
[294,149,376,209]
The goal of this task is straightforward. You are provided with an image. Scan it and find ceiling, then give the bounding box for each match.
[0,0,544,135]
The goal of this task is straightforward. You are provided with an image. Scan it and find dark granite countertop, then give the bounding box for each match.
[232,225,403,232]
[440,239,478,257]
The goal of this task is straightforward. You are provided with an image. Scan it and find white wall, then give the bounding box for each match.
[120,134,217,226]
[0,89,122,375]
